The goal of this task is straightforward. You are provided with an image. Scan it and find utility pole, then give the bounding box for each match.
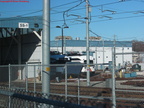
[122,46,124,67]
[61,28,64,54]
[86,0,90,86]
[102,39,105,68]
[112,35,116,108]
[42,0,50,99]
[95,46,98,70]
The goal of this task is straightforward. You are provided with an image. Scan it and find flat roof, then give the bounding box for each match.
[51,40,132,47]
[0,16,42,28]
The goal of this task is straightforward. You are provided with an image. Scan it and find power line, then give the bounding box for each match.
[0,0,140,18]
[63,0,85,26]
[52,8,144,22]
[50,0,132,16]
[14,10,42,17]
[51,0,82,9]
[51,0,143,24]
[1,10,143,25]
[0,0,144,25]
[90,9,144,18]
[131,0,144,2]
[0,1,82,18]
[57,0,132,14]
[91,14,144,23]
[51,13,144,27]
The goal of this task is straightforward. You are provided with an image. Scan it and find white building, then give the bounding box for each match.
[51,40,133,67]
[0,32,133,79]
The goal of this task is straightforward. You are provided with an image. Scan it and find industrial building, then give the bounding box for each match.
[0,32,133,67]
[50,39,132,67]
[0,16,133,67]
[0,16,133,81]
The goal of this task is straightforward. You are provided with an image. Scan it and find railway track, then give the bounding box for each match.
[1,81,144,107]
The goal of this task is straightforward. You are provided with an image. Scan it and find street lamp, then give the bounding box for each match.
[56,25,69,54]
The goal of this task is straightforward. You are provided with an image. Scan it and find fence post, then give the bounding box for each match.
[8,64,11,108]
[65,64,68,102]
[34,65,36,93]
[25,63,28,108]
[8,64,11,89]
[34,65,36,108]
[78,76,80,105]
[25,63,28,91]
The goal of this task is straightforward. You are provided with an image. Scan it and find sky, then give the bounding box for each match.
[0,0,144,41]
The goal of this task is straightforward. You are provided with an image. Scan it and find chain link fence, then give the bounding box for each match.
[0,63,144,108]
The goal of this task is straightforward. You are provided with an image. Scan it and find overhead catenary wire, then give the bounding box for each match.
[62,0,85,26]
[132,0,144,2]
[1,9,144,23]
[52,8,144,24]
[0,0,142,21]
[0,0,144,42]
[0,0,132,18]
[0,0,82,18]
[91,14,144,23]
[57,13,144,28]
[51,0,82,9]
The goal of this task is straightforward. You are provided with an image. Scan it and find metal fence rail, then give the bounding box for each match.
[0,86,96,108]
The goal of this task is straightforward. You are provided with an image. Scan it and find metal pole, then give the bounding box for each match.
[34,65,36,108]
[42,0,50,98]
[8,64,11,89]
[95,47,98,70]
[65,64,68,102]
[56,25,68,54]
[86,0,90,86]
[25,63,28,108]
[64,34,66,54]
[112,36,116,108]
[103,40,105,63]
[18,29,22,80]
[62,28,64,54]
[25,63,28,92]
[122,46,124,67]
[8,64,11,108]
[78,77,80,105]
[102,40,105,70]
[34,65,36,93]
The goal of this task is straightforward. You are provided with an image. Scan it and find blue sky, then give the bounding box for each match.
[0,0,144,41]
